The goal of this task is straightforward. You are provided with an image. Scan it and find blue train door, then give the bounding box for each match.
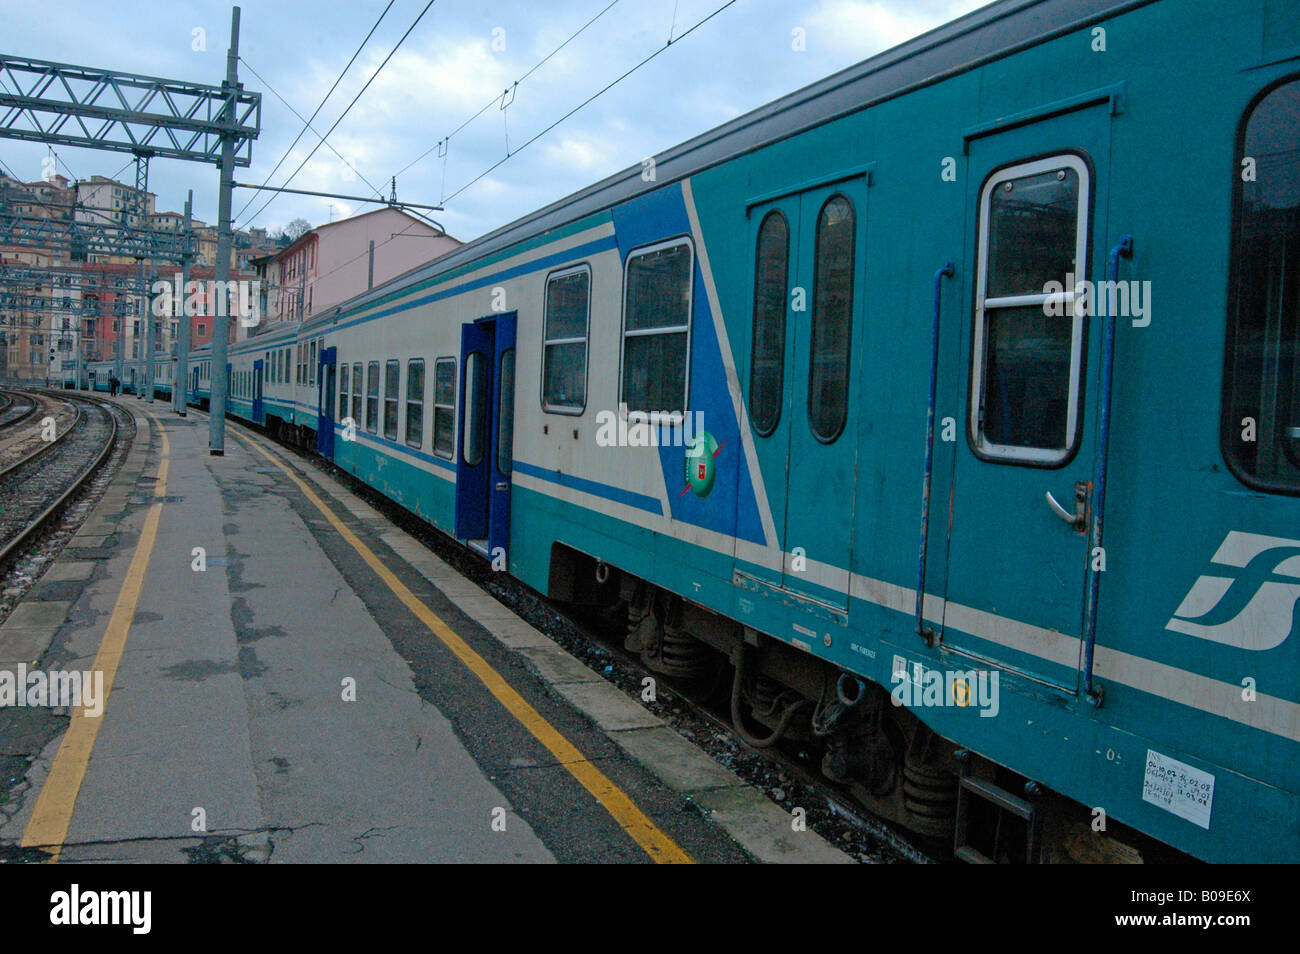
[316,346,336,457]
[192,365,200,401]
[740,177,868,611]
[454,313,516,562]
[939,107,1113,691]
[252,358,264,424]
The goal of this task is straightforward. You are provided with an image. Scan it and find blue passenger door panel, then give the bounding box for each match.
[737,193,803,587]
[783,180,866,609]
[487,313,516,563]
[940,106,1113,691]
[316,346,336,457]
[455,319,494,544]
[737,179,867,610]
[252,358,264,424]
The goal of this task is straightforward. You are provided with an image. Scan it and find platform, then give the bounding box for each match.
[0,396,851,864]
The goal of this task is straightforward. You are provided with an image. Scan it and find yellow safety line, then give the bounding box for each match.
[229,425,693,864]
[21,402,170,861]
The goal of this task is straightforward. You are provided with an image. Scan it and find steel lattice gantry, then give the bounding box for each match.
[0,55,260,165]
[0,206,191,261]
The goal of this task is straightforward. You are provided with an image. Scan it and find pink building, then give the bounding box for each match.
[264,208,458,327]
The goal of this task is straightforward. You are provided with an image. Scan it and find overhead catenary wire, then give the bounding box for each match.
[232,0,396,227]
[239,0,438,231]
[391,0,624,183]
[237,58,390,214]
[442,0,739,205]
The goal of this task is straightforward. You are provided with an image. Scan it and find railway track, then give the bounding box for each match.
[0,389,38,431]
[0,391,120,568]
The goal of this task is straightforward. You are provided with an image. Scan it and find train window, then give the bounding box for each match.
[750,210,789,437]
[971,155,1089,464]
[1223,78,1300,492]
[621,239,692,415]
[339,363,350,421]
[542,265,590,413]
[434,357,456,459]
[311,341,318,386]
[384,359,400,441]
[809,194,855,443]
[497,348,515,475]
[463,352,486,467]
[366,361,379,434]
[296,345,302,385]
[351,362,363,427]
[406,359,425,449]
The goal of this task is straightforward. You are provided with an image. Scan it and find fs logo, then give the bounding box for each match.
[1166,531,1300,651]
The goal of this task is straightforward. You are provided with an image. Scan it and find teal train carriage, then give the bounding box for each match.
[200,0,1300,862]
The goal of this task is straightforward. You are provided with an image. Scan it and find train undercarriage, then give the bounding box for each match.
[547,542,1182,864]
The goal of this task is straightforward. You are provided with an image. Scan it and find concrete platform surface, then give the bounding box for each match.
[0,398,852,865]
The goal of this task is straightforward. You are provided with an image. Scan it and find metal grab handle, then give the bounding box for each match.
[1045,490,1084,529]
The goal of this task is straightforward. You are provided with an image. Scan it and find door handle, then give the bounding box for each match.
[1045,483,1087,531]
[495,481,508,491]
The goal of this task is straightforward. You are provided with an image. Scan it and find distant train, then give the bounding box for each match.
[96,0,1297,862]
[85,355,175,398]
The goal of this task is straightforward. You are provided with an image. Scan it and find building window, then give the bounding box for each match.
[749,209,789,437]
[366,360,379,434]
[384,358,400,441]
[542,265,590,413]
[970,155,1090,464]
[433,357,455,459]
[405,359,425,449]
[1223,77,1300,492]
[809,194,856,444]
[621,239,693,415]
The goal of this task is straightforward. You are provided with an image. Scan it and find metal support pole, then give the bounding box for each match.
[209,5,240,456]
[136,257,148,398]
[144,275,155,404]
[175,190,192,416]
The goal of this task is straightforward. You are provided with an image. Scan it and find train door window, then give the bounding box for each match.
[971,155,1089,464]
[366,360,379,434]
[351,362,363,427]
[434,357,456,459]
[296,345,302,385]
[542,265,590,413]
[406,359,425,449]
[621,239,693,414]
[497,348,515,474]
[310,340,318,386]
[1223,77,1300,492]
[339,362,350,420]
[384,358,400,441]
[463,352,486,466]
[809,194,855,443]
[750,209,789,436]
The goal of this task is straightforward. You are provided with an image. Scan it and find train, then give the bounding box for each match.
[89,0,1300,862]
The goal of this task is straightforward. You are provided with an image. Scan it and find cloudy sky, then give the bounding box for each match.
[2,0,987,244]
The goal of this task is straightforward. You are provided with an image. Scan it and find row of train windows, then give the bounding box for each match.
[537,244,697,423]
[537,214,856,444]
[338,357,456,458]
